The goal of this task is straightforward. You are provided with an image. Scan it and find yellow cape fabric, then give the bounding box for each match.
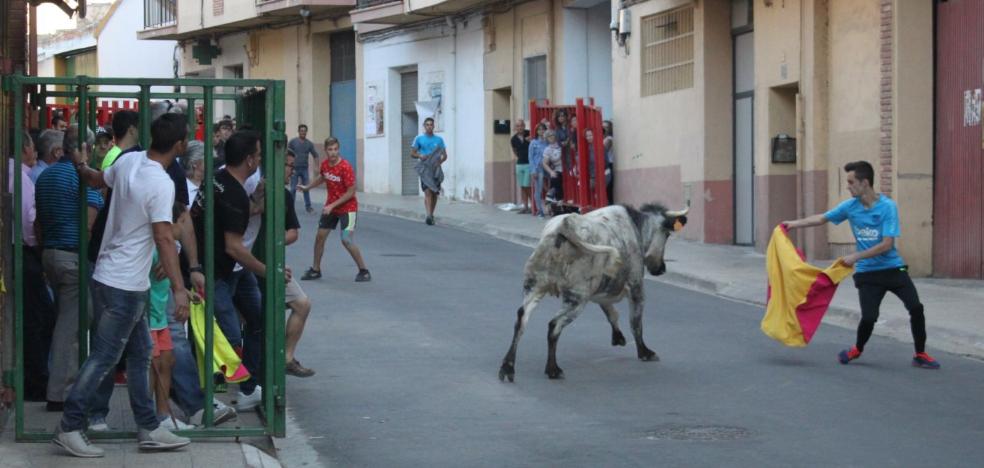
[190,298,250,386]
[761,225,854,347]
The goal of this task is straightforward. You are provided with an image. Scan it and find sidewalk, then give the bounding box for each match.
[0,397,280,468]
[359,191,984,360]
[0,426,280,468]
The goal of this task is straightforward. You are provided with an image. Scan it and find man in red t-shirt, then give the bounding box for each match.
[297,137,371,282]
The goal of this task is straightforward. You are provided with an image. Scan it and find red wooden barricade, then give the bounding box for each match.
[44,100,139,129]
[529,98,608,214]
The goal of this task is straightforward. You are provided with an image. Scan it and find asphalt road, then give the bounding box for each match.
[282,210,984,468]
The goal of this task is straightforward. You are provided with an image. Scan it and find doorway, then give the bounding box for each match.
[330,31,357,172]
[401,71,419,195]
[732,0,754,245]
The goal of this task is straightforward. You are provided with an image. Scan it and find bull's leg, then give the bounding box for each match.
[600,304,626,346]
[499,292,545,382]
[545,293,587,379]
[629,285,659,361]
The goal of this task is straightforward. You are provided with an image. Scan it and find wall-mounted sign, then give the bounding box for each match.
[965,88,982,127]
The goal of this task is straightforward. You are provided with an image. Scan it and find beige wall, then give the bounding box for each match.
[825,0,881,247]
[892,0,934,276]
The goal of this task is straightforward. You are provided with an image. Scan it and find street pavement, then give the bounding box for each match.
[279,190,984,467]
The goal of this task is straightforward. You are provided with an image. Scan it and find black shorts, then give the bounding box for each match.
[318,212,357,231]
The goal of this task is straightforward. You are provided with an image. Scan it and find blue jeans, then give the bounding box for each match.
[290,169,311,209]
[60,281,158,432]
[214,270,264,394]
[167,293,205,416]
[532,171,545,215]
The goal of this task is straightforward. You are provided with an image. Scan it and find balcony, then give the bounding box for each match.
[255,0,355,16]
[350,0,493,27]
[139,0,355,41]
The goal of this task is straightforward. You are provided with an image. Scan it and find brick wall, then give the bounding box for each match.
[878,0,893,196]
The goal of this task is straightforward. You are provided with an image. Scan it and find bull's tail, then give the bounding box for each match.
[555,215,623,277]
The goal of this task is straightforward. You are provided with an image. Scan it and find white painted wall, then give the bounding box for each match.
[97,0,177,94]
[361,17,486,201]
[180,33,249,120]
[560,4,613,116]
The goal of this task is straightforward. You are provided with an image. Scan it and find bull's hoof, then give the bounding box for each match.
[611,330,627,347]
[499,363,515,382]
[545,365,565,379]
[638,349,660,361]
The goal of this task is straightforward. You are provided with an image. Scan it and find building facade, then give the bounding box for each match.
[352,0,615,201]
[610,0,984,278]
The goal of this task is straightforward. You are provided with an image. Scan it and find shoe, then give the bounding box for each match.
[190,400,237,426]
[838,346,862,365]
[537,213,545,219]
[286,359,316,378]
[137,426,191,452]
[912,352,941,369]
[236,386,262,411]
[53,428,104,458]
[355,269,371,282]
[425,215,434,226]
[159,416,195,431]
[301,268,321,280]
[87,417,110,432]
[114,369,127,386]
[46,400,64,412]
[518,207,531,214]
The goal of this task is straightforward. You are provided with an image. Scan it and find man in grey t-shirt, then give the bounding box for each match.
[288,124,319,213]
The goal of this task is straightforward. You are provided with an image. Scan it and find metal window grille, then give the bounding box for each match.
[525,55,548,115]
[640,7,695,97]
[143,0,176,29]
[330,31,357,83]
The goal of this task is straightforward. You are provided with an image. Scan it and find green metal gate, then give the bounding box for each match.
[1,75,288,440]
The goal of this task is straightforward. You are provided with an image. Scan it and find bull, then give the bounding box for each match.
[498,203,688,381]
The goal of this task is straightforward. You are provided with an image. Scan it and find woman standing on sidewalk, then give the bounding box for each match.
[783,160,940,369]
[528,123,548,218]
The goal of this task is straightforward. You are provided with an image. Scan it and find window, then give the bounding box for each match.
[525,55,548,117]
[640,7,695,97]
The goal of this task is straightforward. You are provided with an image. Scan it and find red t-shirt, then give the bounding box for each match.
[320,158,358,214]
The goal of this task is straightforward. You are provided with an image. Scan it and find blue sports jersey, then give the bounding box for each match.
[824,194,905,273]
[411,134,445,158]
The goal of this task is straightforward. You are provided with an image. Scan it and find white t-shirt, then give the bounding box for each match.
[93,151,175,292]
[234,170,263,272]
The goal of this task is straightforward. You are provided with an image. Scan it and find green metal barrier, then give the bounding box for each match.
[2,75,287,441]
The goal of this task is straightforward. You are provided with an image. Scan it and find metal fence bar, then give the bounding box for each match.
[77,83,91,365]
[12,81,26,439]
[202,85,216,429]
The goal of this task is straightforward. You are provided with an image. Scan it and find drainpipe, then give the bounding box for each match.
[449,16,458,200]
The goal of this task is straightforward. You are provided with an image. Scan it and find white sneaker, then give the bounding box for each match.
[190,401,237,426]
[236,386,262,411]
[137,426,191,452]
[158,416,195,431]
[52,428,104,458]
[87,417,110,432]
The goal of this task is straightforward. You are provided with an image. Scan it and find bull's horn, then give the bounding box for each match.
[665,207,689,218]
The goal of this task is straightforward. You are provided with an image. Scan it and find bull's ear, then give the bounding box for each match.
[663,216,687,232]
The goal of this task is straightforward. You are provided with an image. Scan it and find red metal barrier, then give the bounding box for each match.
[529,98,608,214]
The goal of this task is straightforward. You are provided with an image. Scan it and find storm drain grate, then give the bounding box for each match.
[644,425,751,442]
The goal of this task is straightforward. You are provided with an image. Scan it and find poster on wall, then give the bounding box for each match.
[365,81,384,137]
[423,71,444,131]
[964,88,981,127]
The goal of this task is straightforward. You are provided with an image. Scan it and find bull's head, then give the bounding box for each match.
[640,205,688,276]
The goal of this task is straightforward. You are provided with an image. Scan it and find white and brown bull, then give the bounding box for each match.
[499,203,688,381]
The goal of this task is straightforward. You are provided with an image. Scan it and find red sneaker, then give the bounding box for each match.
[838,346,861,365]
[912,352,941,369]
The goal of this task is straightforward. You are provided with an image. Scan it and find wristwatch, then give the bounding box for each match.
[189,265,204,274]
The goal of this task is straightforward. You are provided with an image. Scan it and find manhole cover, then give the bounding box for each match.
[380,253,416,257]
[644,425,750,442]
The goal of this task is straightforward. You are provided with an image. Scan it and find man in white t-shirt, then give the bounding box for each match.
[55,114,193,458]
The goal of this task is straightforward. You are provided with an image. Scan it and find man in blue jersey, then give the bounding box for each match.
[410,117,447,225]
[35,125,105,411]
[784,161,940,369]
